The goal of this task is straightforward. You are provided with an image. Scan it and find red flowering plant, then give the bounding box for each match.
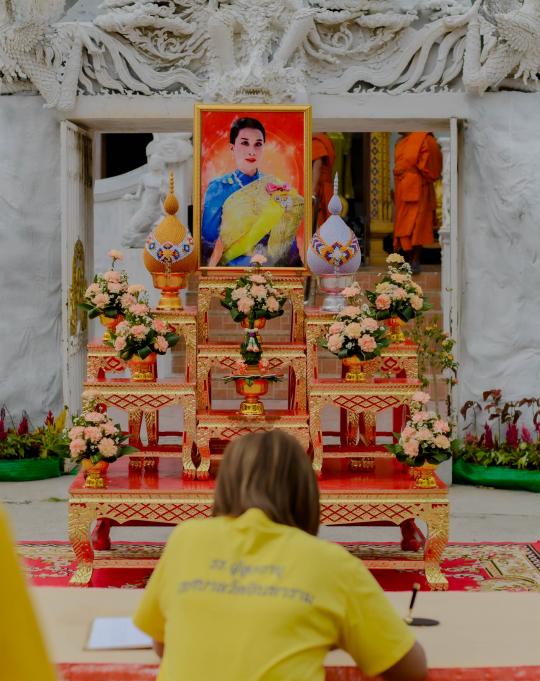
[456,390,540,470]
[67,403,138,465]
[223,358,281,386]
[0,407,70,460]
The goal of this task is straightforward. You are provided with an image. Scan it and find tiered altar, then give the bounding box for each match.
[68,270,449,590]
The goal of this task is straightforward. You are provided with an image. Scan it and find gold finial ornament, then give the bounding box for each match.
[143,171,197,310]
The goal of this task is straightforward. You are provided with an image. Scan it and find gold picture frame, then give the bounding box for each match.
[193,103,312,272]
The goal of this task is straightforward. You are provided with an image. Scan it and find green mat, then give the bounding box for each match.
[453,458,540,493]
[0,458,63,482]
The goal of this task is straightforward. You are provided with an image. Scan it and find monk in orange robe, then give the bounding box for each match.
[393,132,442,273]
[312,133,336,226]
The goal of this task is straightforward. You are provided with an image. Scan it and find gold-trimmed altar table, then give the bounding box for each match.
[67,457,448,590]
[81,379,197,477]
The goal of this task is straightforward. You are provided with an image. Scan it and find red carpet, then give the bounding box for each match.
[19,541,540,591]
[57,663,540,680]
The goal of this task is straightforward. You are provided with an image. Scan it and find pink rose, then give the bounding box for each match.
[403,439,419,458]
[434,419,450,434]
[250,254,267,265]
[101,421,117,436]
[417,428,433,442]
[94,293,110,308]
[104,270,121,282]
[120,293,136,308]
[392,287,407,300]
[98,437,117,458]
[375,294,391,310]
[107,282,123,294]
[345,322,362,339]
[266,296,279,312]
[341,284,361,298]
[68,426,84,440]
[339,305,361,318]
[154,335,169,353]
[434,434,450,449]
[84,426,102,443]
[411,295,423,311]
[327,333,344,353]
[390,273,408,284]
[250,285,267,300]
[85,283,100,296]
[84,411,106,423]
[129,303,149,316]
[329,322,345,334]
[107,249,123,261]
[130,324,149,340]
[237,296,254,313]
[116,321,130,335]
[359,335,377,353]
[250,274,266,284]
[152,319,168,333]
[401,426,416,440]
[69,438,86,457]
[114,336,127,351]
[412,411,428,423]
[360,317,378,332]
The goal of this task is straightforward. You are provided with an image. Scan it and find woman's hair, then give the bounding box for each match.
[229,117,266,144]
[213,430,320,536]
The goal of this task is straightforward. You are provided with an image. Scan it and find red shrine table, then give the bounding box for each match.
[68,457,449,590]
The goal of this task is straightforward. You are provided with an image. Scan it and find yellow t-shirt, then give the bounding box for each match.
[0,505,57,681]
[134,508,415,681]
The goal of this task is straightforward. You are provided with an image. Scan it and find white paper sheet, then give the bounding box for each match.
[86,617,153,650]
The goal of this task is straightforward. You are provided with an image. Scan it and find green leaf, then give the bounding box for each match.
[137,346,152,360]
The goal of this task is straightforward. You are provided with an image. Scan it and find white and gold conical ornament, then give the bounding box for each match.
[307,173,361,275]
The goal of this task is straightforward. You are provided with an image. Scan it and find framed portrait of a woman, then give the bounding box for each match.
[193,104,312,270]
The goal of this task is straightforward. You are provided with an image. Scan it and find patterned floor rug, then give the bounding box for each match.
[19,540,540,591]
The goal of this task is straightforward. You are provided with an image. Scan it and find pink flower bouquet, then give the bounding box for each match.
[80,250,129,320]
[386,391,456,466]
[221,255,286,327]
[68,406,137,465]
[320,305,390,361]
[107,288,179,361]
[365,253,430,322]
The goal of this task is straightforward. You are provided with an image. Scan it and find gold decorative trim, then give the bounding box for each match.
[69,239,87,336]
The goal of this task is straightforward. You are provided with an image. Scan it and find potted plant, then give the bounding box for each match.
[68,405,138,488]
[0,407,70,481]
[221,254,286,330]
[454,390,540,492]
[107,287,179,381]
[386,391,455,488]
[365,253,430,342]
[79,250,130,341]
[319,294,390,381]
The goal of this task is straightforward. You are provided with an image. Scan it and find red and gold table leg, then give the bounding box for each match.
[420,502,449,591]
[68,502,98,586]
[196,429,211,480]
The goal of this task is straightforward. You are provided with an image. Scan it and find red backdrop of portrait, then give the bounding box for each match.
[200,110,305,201]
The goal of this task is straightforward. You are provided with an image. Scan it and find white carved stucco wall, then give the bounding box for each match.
[0,96,62,421]
[459,92,540,409]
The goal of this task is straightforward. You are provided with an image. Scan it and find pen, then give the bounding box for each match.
[404,583,420,624]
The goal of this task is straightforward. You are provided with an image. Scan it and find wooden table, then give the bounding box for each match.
[68,457,448,589]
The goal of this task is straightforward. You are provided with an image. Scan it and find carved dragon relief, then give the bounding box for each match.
[0,0,539,110]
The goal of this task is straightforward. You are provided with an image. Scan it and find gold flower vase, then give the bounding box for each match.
[152,270,187,310]
[235,373,269,416]
[385,316,406,343]
[82,459,109,488]
[342,356,375,382]
[128,353,158,382]
[99,314,124,343]
[414,463,438,489]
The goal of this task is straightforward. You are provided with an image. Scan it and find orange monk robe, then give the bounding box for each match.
[393,132,442,251]
[312,133,336,226]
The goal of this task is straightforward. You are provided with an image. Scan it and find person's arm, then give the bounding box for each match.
[337,553,427,681]
[381,641,427,681]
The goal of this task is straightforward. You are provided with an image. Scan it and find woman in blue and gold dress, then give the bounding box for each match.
[201,117,304,267]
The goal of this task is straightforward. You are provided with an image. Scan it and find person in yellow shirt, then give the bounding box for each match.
[134,431,427,681]
[0,504,57,681]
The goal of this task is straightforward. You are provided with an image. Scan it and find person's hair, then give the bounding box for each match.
[213,430,320,536]
[229,117,266,145]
